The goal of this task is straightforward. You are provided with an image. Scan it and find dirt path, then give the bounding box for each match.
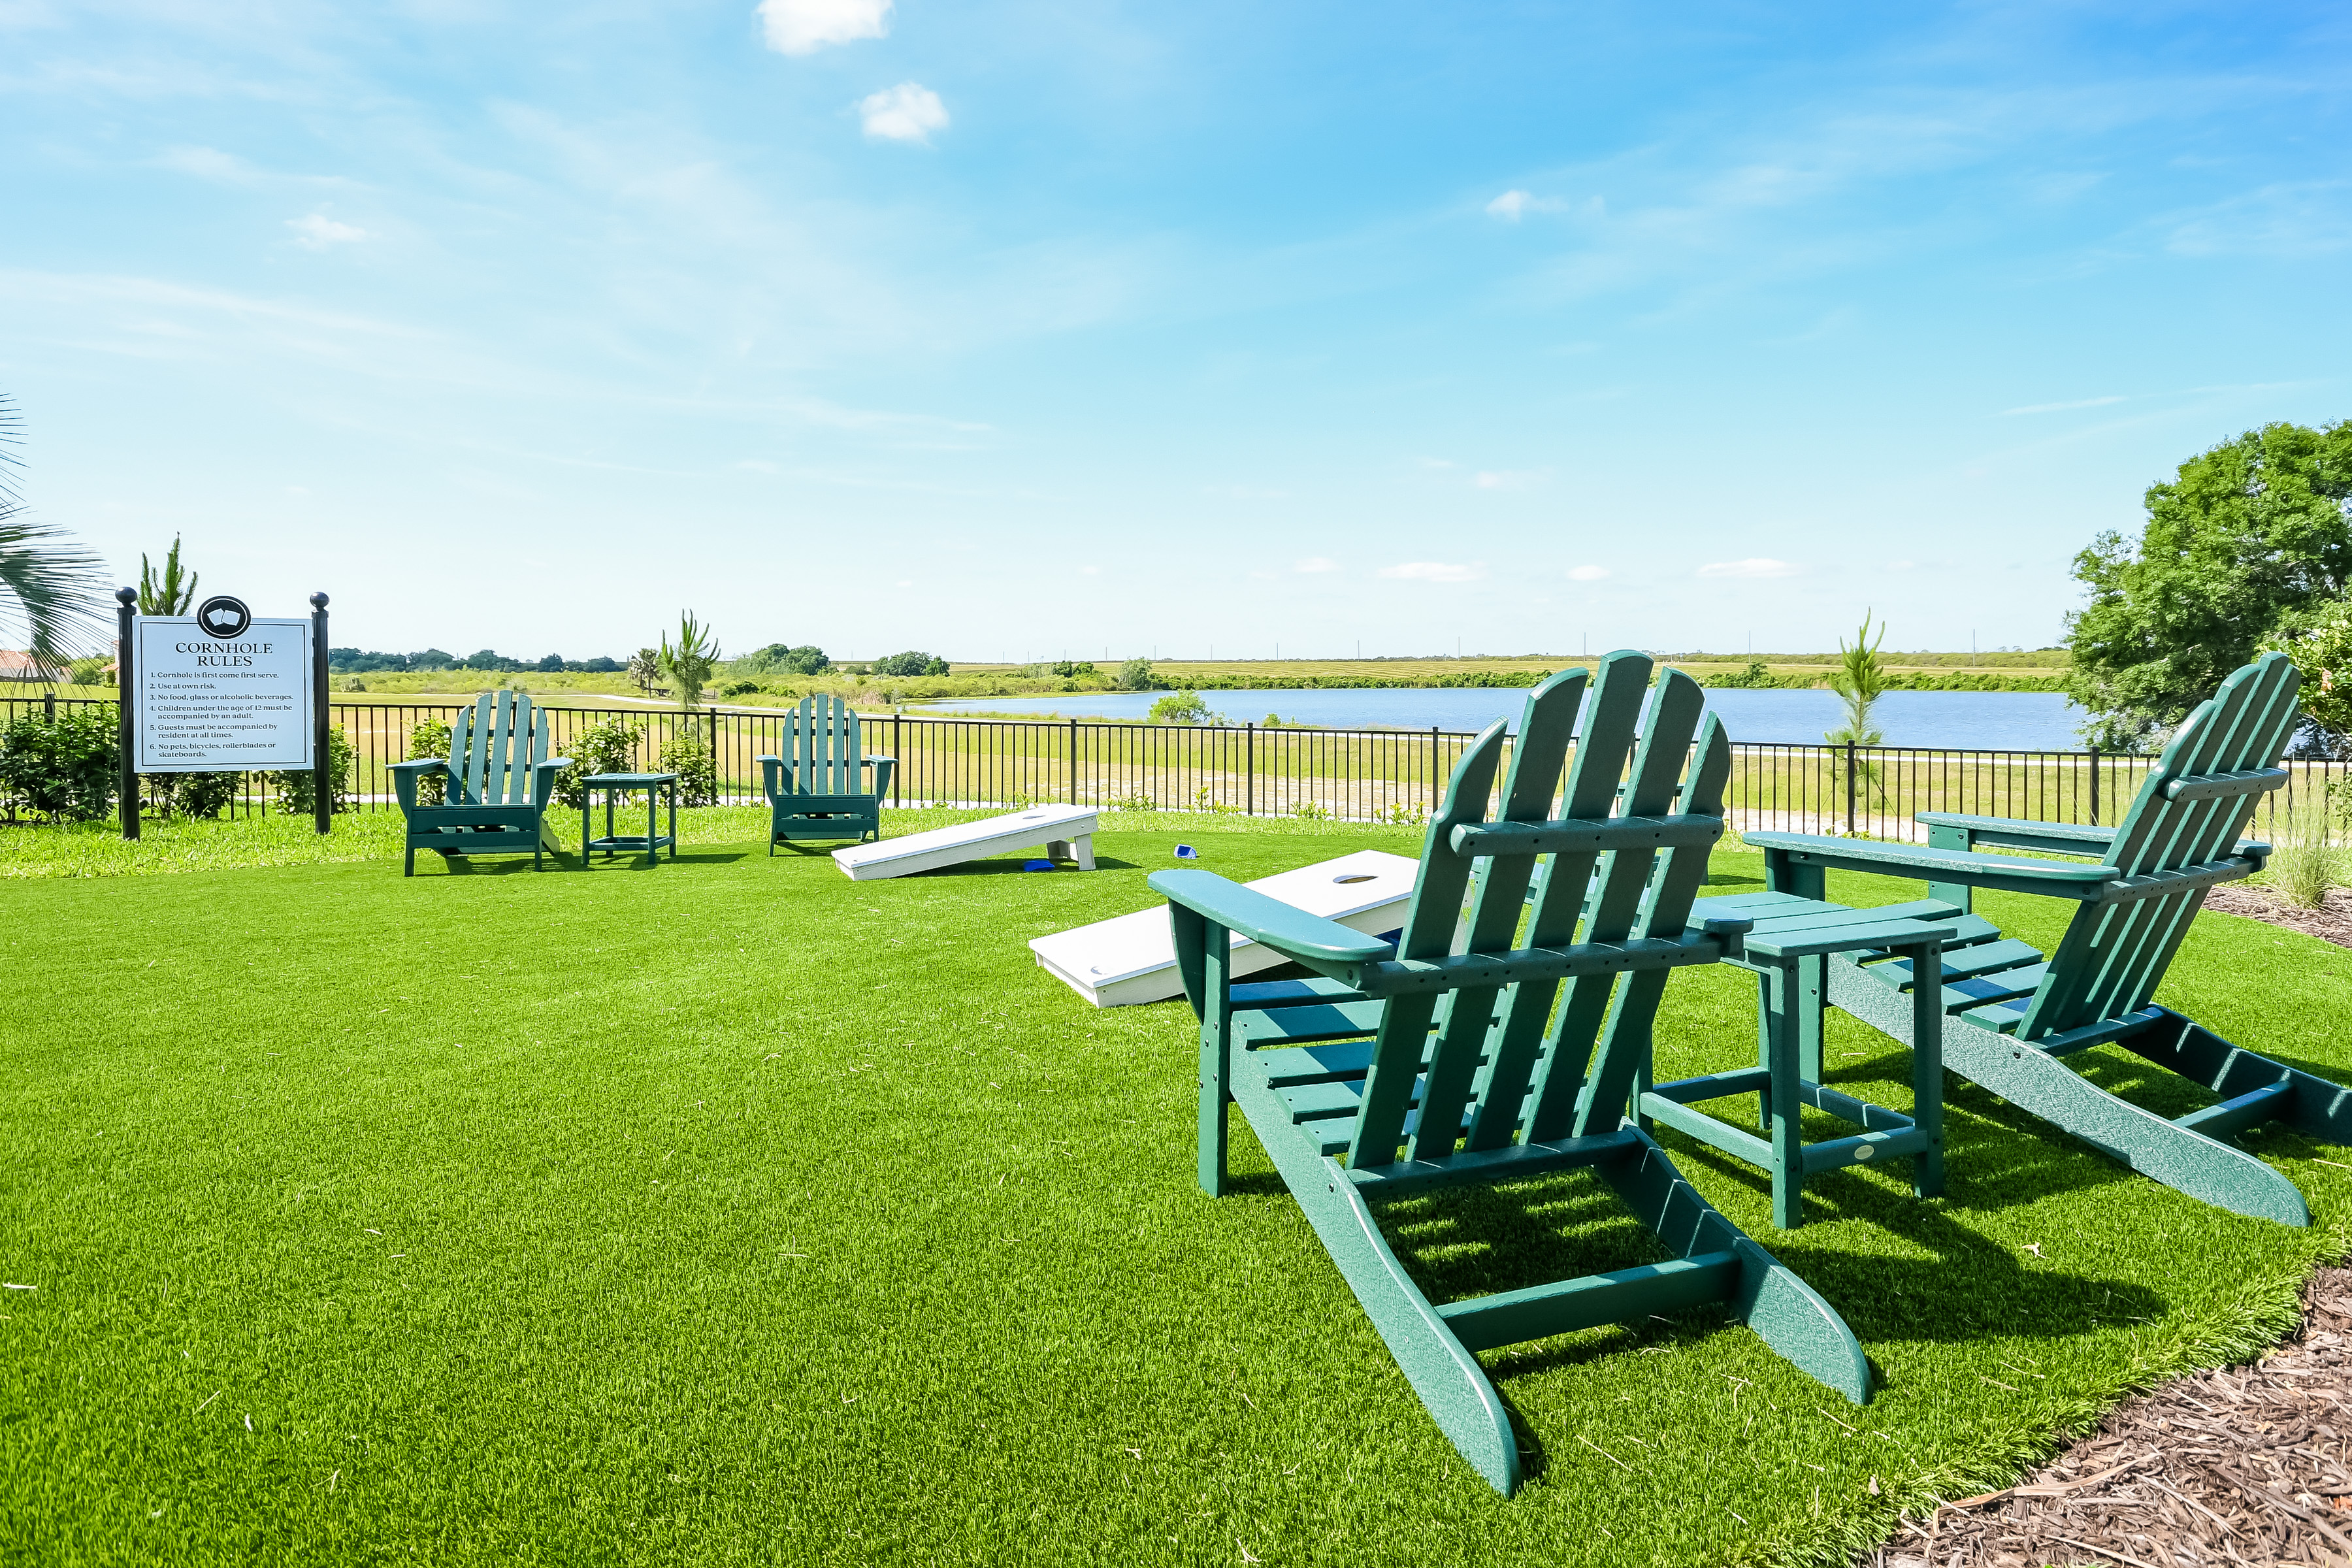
[1858,1267,2352,1566]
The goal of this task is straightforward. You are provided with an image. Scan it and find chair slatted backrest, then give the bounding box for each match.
[783,696,863,797]
[1346,653,1731,1169]
[447,690,549,807]
[2017,653,2302,1040]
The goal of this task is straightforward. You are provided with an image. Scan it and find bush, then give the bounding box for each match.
[553,717,646,811]
[1117,657,1162,691]
[1149,691,1224,726]
[67,656,111,687]
[876,651,949,678]
[1291,799,1330,819]
[165,771,241,819]
[0,710,118,821]
[404,718,453,806]
[272,727,356,817]
[659,732,718,808]
[722,681,762,698]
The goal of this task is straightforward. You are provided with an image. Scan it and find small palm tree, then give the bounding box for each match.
[0,395,106,679]
[138,535,198,615]
[659,613,721,710]
[627,647,661,694]
[1824,611,1889,746]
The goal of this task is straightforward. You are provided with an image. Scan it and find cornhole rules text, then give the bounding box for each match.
[133,596,314,772]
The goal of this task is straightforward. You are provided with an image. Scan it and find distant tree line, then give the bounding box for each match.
[329,648,626,674]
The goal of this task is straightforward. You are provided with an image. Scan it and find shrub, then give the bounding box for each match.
[722,681,762,698]
[659,731,717,808]
[1291,799,1330,819]
[875,651,950,678]
[2266,788,2340,909]
[1150,691,1224,726]
[405,718,453,806]
[1384,800,1428,826]
[1107,791,1156,811]
[554,717,645,810]
[67,656,111,687]
[165,771,241,819]
[0,710,118,821]
[1117,657,1160,691]
[272,727,355,817]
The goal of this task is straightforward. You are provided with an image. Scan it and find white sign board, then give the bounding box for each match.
[133,613,314,774]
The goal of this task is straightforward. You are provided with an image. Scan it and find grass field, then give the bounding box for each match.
[5,813,2345,1566]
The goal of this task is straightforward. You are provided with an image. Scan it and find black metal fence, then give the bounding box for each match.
[5,693,2344,843]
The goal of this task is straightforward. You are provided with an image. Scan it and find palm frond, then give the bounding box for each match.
[0,394,23,510]
[0,504,112,664]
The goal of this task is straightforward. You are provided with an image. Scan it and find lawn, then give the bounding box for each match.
[3,812,2347,1567]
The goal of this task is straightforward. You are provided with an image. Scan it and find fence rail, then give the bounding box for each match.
[5,694,2342,843]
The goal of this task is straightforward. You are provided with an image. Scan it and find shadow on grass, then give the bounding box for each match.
[418,848,752,874]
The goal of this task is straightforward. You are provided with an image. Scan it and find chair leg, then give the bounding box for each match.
[404,845,415,877]
[1198,1030,1231,1198]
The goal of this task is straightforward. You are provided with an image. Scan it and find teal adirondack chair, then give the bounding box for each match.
[1152,652,1869,1495]
[757,695,896,851]
[389,690,572,875]
[1746,653,2352,1225]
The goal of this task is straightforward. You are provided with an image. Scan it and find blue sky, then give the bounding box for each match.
[3,1,2348,662]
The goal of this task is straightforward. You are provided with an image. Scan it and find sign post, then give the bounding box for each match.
[310,593,331,834]
[116,587,138,841]
[123,593,325,838]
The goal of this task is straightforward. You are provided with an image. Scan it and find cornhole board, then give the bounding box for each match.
[832,805,1098,881]
[1029,849,1419,1007]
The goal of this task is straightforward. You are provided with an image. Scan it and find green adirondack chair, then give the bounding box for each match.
[389,690,573,876]
[756,694,896,851]
[1151,652,1870,1496]
[1745,652,2352,1226]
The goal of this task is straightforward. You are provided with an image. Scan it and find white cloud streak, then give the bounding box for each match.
[1696,558,1798,580]
[857,82,948,144]
[759,0,891,56]
[1565,564,1609,581]
[286,214,367,248]
[2001,395,2126,416]
[1294,557,1337,573]
[1379,561,1485,583]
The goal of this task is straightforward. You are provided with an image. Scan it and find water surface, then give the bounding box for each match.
[919,687,2089,751]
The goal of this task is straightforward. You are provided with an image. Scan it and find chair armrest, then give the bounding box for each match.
[532,755,573,807]
[865,755,896,803]
[1746,830,2121,900]
[1916,811,2118,858]
[1151,870,1396,966]
[389,758,445,811]
[757,755,791,798]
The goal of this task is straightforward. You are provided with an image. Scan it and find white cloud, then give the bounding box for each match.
[759,0,890,56]
[1294,557,1338,574]
[1078,564,1100,575]
[858,82,948,144]
[1472,468,1544,491]
[1486,189,1565,221]
[286,214,367,248]
[1379,561,1486,583]
[1696,558,1799,580]
[1565,564,1609,581]
[2001,395,2127,416]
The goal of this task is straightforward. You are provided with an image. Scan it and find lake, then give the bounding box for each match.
[919,687,2091,751]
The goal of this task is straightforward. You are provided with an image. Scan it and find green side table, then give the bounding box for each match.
[1643,897,1960,1228]
[582,772,678,866]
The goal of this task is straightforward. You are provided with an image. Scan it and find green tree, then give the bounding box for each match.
[2261,597,2352,751]
[2068,420,2352,750]
[1118,657,1160,691]
[1149,690,1224,726]
[0,395,105,678]
[138,534,198,615]
[1823,612,1889,745]
[659,612,721,710]
[628,647,661,693]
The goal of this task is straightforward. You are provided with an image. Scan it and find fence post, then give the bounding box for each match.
[892,713,902,806]
[1066,718,1078,806]
[42,689,54,723]
[116,587,139,841]
[2088,747,2100,826]
[1246,723,1255,817]
[1430,727,1440,811]
[1844,743,1857,836]
[310,593,331,834]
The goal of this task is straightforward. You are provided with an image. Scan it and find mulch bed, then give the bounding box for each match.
[1857,1267,2352,1566]
[2205,885,2352,951]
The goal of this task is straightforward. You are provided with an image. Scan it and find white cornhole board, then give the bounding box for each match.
[832,805,1099,881]
[1029,848,1420,1008]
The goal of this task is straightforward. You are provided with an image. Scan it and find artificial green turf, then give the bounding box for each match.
[4,817,2349,1566]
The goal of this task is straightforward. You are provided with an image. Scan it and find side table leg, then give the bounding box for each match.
[1906,938,1946,1198]
[583,795,591,866]
[667,781,676,862]
[1767,960,1806,1230]
[1797,953,1825,1085]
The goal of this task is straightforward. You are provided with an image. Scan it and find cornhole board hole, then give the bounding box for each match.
[832,805,1098,881]
[1029,849,1419,1007]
